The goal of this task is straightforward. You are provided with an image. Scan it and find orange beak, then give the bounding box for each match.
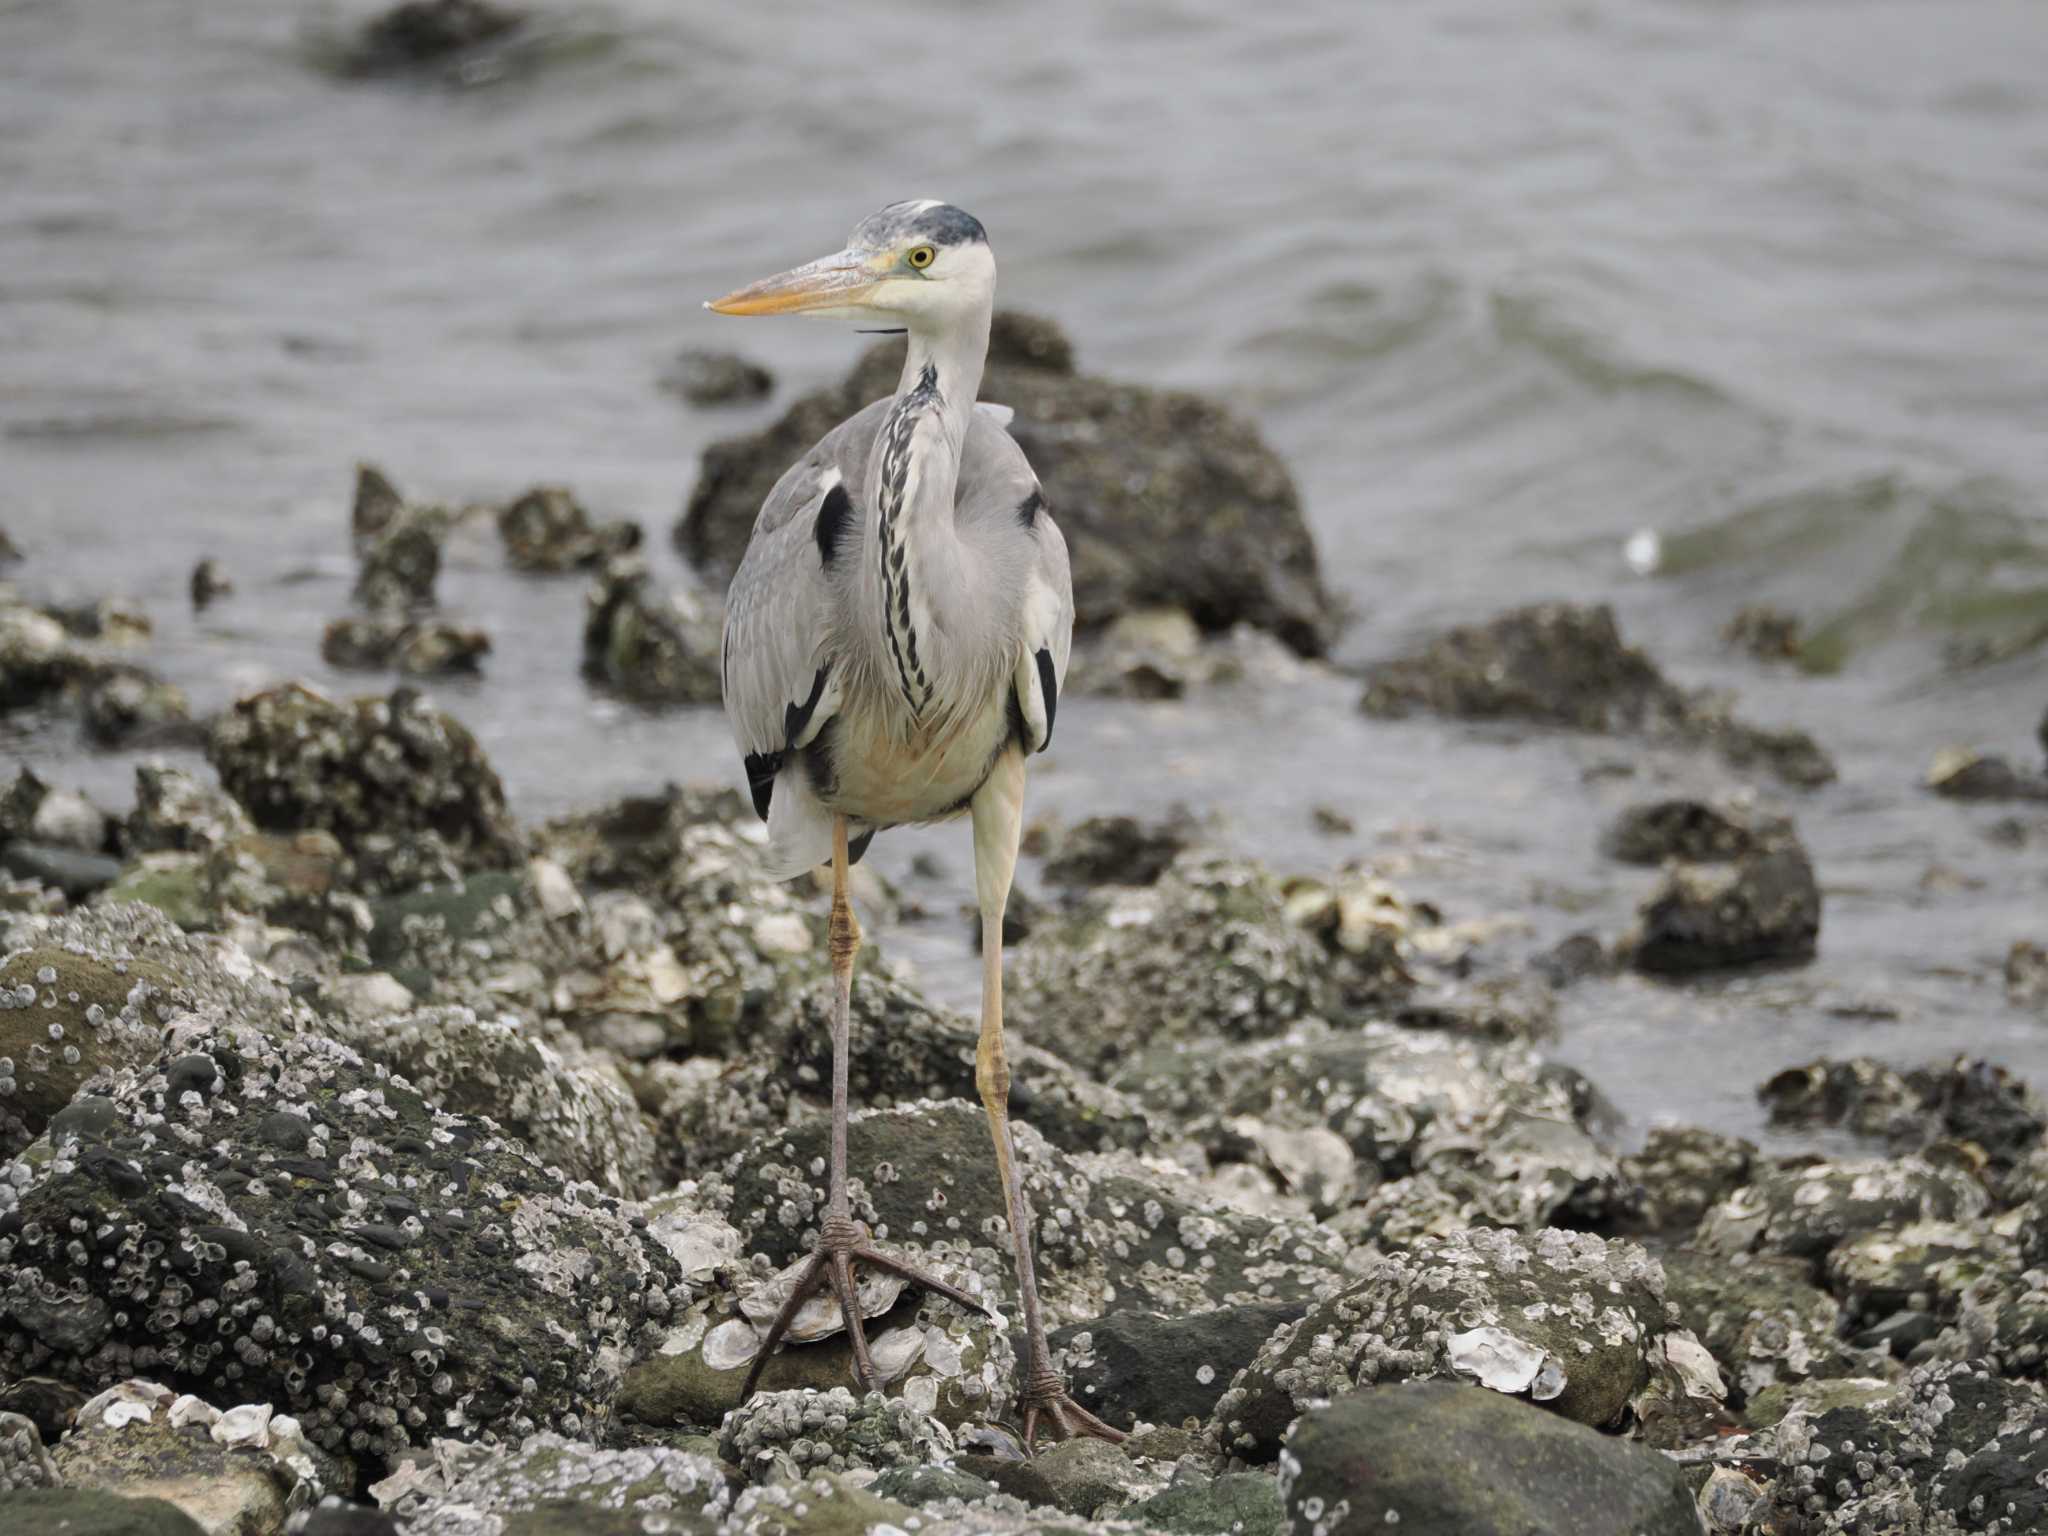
[705,248,884,316]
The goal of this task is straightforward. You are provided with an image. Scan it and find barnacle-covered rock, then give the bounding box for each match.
[707,1100,1344,1361]
[0,944,169,1157]
[1210,1226,1677,1460]
[1823,1219,2016,1330]
[353,511,442,613]
[77,663,192,748]
[333,1005,656,1197]
[496,485,637,572]
[1360,602,1836,786]
[720,1387,952,1486]
[1601,795,1794,865]
[207,684,521,885]
[1757,1359,2048,1534]
[1659,1249,1864,1414]
[1623,842,1821,973]
[124,764,254,856]
[660,348,774,408]
[322,615,491,677]
[0,1015,697,1471]
[1280,1380,1699,1536]
[1616,1124,1756,1237]
[1696,1157,1989,1271]
[1038,813,1193,891]
[1763,1056,2046,1181]
[0,1406,58,1489]
[374,1432,727,1535]
[50,1387,310,1535]
[581,557,723,707]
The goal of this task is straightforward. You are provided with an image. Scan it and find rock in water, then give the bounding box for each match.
[1361,602,1837,786]
[206,683,521,884]
[581,557,724,706]
[676,312,1338,656]
[660,348,774,407]
[1624,842,1821,973]
[340,0,525,78]
[1280,1380,1699,1536]
[496,485,636,572]
[0,1016,696,1466]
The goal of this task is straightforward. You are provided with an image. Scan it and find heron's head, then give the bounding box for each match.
[705,200,993,331]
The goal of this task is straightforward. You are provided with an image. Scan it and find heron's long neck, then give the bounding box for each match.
[865,304,992,722]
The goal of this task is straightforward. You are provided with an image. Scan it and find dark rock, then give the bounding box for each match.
[322,615,490,676]
[1723,603,1805,662]
[976,1435,1136,1517]
[1212,1226,1677,1460]
[340,1,525,78]
[0,1014,697,1469]
[1038,1304,1304,1432]
[1038,813,1191,890]
[1601,796,1793,865]
[660,349,774,408]
[1660,1248,1861,1412]
[351,463,406,543]
[1624,842,1821,973]
[353,513,441,612]
[676,313,1338,656]
[0,529,21,566]
[1697,1156,1988,1271]
[580,557,722,706]
[497,485,637,573]
[1927,747,2048,803]
[188,558,232,610]
[206,683,521,882]
[124,765,253,857]
[0,842,123,900]
[1361,602,1837,786]
[0,1488,208,1535]
[2011,940,2048,1006]
[531,783,748,893]
[1823,1218,2011,1330]
[0,602,89,712]
[1531,930,1610,988]
[297,1505,402,1536]
[1617,1124,1756,1237]
[1123,1472,1285,1536]
[1281,1380,1699,1536]
[78,664,191,748]
[1761,1056,2046,1178]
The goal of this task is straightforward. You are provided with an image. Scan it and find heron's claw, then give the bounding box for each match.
[1017,1366,1127,1453]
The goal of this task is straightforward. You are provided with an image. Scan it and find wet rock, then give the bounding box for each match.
[50,1394,301,1536]
[125,764,254,856]
[2,841,122,900]
[1696,1156,1988,1271]
[1761,1056,2046,1177]
[350,464,406,544]
[206,683,521,884]
[1601,795,1793,865]
[1823,1219,2014,1331]
[0,1407,58,1489]
[373,1432,725,1533]
[334,1005,655,1196]
[1617,1124,1756,1236]
[1123,1471,1285,1536]
[1755,1358,2048,1534]
[496,485,637,573]
[189,558,232,611]
[651,969,1149,1178]
[353,513,441,613]
[1280,1379,1699,1536]
[2,768,111,852]
[0,1488,209,1534]
[0,600,88,711]
[1361,602,1837,786]
[580,557,723,706]
[0,1013,697,1468]
[1622,842,1821,973]
[1927,746,2048,803]
[708,1100,1344,1354]
[1039,1303,1304,1433]
[1063,608,1310,699]
[322,615,491,676]
[1212,1226,1677,1459]
[976,1435,1137,1517]
[0,942,170,1157]
[1007,852,1395,1078]
[1723,603,1805,662]
[1659,1249,1862,1413]
[661,349,774,407]
[1345,1110,1633,1244]
[340,1,526,79]
[2011,940,2048,1006]
[1039,813,1192,891]
[531,783,749,893]
[678,314,1338,656]
[720,1387,951,1486]
[78,664,192,749]
[1531,930,1611,988]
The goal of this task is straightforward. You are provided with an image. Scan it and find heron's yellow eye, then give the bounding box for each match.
[907,245,936,270]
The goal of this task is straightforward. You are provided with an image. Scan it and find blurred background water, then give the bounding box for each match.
[2,0,2045,1144]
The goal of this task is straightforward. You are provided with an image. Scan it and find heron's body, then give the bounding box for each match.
[707,199,1116,1449]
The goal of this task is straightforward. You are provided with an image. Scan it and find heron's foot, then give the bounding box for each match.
[741,1217,987,1401]
[1018,1365,1128,1452]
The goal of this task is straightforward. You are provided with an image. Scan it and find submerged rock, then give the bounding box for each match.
[1361,602,1837,786]
[1927,746,2048,803]
[1622,841,1821,973]
[339,0,526,79]
[189,558,232,610]
[353,512,442,613]
[1281,1380,1699,1536]
[677,313,1338,655]
[0,1488,209,1534]
[351,464,405,544]
[661,349,774,408]
[207,683,521,884]
[580,557,723,706]
[322,615,491,676]
[1723,603,1806,662]
[496,485,637,573]
[0,1014,696,1469]
[1211,1226,1678,1459]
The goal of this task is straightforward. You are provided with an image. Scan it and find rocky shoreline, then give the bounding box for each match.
[1,305,2045,1536]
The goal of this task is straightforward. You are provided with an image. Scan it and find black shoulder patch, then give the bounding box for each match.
[782,665,830,749]
[814,482,855,566]
[1034,647,1058,752]
[1016,489,1043,528]
[743,751,782,822]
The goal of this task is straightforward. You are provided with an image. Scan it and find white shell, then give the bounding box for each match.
[211,1402,274,1448]
[1446,1326,1553,1396]
[739,1256,906,1343]
[167,1395,221,1429]
[868,1326,926,1383]
[702,1318,764,1372]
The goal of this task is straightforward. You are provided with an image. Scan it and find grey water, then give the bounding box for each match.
[3,0,2046,1149]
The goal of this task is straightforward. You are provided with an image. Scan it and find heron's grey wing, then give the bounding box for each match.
[956,412,1074,753]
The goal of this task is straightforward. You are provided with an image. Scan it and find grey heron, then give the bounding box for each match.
[706,200,1120,1448]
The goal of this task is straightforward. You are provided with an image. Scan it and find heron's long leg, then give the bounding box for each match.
[740,816,984,1405]
[971,750,1126,1451]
